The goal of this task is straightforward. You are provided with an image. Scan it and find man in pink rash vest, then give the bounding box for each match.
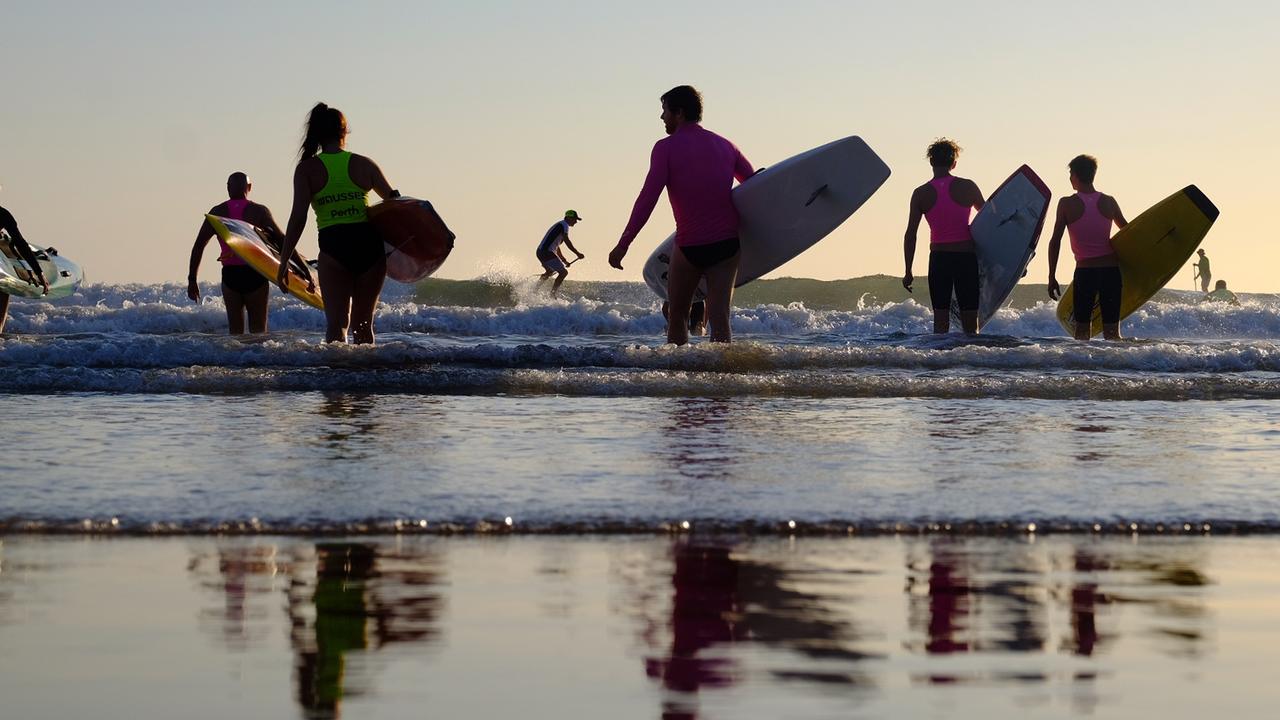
[608,85,755,345]
[187,172,306,335]
[1046,154,1129,340]
[902,138,986,334]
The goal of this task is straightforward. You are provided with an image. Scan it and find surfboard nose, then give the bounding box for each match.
[1183,185,1220,222]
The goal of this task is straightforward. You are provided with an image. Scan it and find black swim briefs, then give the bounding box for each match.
[221,264,267,295]
[678,237,740,271]
[318,222,385,277]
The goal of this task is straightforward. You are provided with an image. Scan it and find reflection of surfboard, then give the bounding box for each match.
[950,165,1051,328]
[206,215,324,309]
[369,196,455,283]
[642,136,891,300]
[1056,186,1219,337]
[0,233,84,299]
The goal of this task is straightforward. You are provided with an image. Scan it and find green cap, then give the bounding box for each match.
[564,210,583,221]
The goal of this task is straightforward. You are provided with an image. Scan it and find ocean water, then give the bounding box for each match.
[3,276,1279,717]
[1,276,1279,531]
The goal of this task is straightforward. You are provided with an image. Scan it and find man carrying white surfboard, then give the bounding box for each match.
[0,204,50,334]
[536,210,585,297]
[188,172,308,335]
[608,85,755,345]
[903,139,986,334]
[1046,155,1130,340]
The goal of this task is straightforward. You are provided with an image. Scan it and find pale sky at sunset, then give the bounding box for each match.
[3,1,1276,291]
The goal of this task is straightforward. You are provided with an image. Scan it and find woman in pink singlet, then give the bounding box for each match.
[1046,155,1129,340]
[187,172,303,335]
[902,138,986,334]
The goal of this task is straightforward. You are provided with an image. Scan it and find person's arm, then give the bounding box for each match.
[277,164,313,292]
[1104,195,1128,230]
[966,179,986,212]
[352,155,398,200]
[0,207,49,294]
[902,187,925,292]
[1046,199,1070,300]
[609,141,669,269]
[187,215,217,302]
[732,145,755,183]
[562,237,584,259]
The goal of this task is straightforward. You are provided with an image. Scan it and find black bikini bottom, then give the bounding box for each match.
[221,264,267,295]
[318,222,385,276]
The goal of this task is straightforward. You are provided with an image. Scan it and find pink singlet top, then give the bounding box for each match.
[619,123,754,249]
[1067,192,1115,261]
[925,176,973,246]
[217,198,249,266]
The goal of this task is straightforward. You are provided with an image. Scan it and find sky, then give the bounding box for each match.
[2,1,1277,291]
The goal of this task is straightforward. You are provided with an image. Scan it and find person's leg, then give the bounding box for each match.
[222,285,247,335]
[689,300,707,336]
[701,253,740,343]
[318,253,354,343]
[349,257,387,345]
[954,253,981,334]
[1100,267,1123,341]
[927,252,952,334]
[551,269,568,296]
[0,292,9,334]
[245,282,269,334]
[665,248,701,346]
[1072,268,1096,341]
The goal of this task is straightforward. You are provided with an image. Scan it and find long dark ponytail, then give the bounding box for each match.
[299,102,346,162]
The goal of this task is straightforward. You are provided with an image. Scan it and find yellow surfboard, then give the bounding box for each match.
[206,215,324,310]
[1056,186,1218,337]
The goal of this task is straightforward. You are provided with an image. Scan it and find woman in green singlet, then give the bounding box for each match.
[277,103,399,344]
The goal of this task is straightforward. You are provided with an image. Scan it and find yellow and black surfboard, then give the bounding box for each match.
[1057,186,1219,337]
[206,215,324,310]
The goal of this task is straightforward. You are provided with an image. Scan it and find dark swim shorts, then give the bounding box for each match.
[928,250,979,312]
[1072,266,1123,325]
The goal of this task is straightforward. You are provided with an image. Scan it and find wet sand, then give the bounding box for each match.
[1,534,1277,719]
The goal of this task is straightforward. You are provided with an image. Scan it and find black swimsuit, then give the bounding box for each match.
[318,222,385,276]
[678,237,740,270]
[221,265,267,295]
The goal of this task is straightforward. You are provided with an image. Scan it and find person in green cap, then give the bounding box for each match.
[536,210,586,297]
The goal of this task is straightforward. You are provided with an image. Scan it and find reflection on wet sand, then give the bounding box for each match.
[633,541,877,719]
[905,539,1210,685]
[190,540,443,719]
[315,393,383,462]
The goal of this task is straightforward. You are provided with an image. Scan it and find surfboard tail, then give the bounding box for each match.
[1183,185,1220,223]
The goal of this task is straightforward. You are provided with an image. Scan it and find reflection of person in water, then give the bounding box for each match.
[286,542,443,719]
[642,541,872,719]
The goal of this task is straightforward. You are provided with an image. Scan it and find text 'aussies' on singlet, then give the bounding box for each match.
[925,176,973,246]
[1067,192,1115,261]
[312,152,369,229]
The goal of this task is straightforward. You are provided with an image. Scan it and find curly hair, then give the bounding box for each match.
[660,86,703,123]
[926,138,962,168]
[1068,154,1098,184]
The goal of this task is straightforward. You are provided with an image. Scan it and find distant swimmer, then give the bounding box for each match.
[536,210,585,297]
[1194,249,1211,293]
[902,138,985,334]
[188,172,310,335]
[609,85,755,345]
[277,103,400,344]
[0,204,49,334]
[1204,279,1240,306]
[1047,154,1130,340]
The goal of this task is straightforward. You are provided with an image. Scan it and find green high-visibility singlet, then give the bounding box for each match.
[311,152,369,229]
